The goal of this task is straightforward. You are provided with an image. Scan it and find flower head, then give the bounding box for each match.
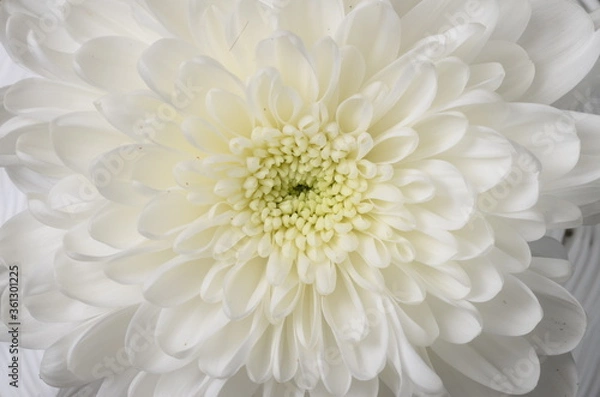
[1,0,600,396]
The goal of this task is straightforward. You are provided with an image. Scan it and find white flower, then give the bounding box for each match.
[1,0,600,396]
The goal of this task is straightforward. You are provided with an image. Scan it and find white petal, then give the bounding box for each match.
[408,112,468,160]
[520,0,600,104]
[443,125,513,193]
[137,190,202,239]
[196,315,264,378]
[486,219,532,273]
[529,236,572,283]
[476,40,535,101]
[336,94,373,134]
[4,78,98,121]
[428,296,482,344]
[143,256,212,307]
[154,364,210,397]
[88,203,144,249]
[410,261,471,300]
[322,271,368,342]
[206,89,254,137]
[55,251,141,307]
[461,257,503,302]
[141,0,193,40]
[125,304,187,374]
[491,0,531,42]
[522,354,578,397]
[476,274,543,336]
[346,378,379,397]
[75,36,147,92]
[293,285,321,349]
[394,301,439,347]
[432,334,540,395]
[319,326,353,395]
[338,45,366,102]
[223,257,269,320]
[138,38,199,100]
[26,289,107,323]
[387,310,445,394]
[365,126,418,164]
[156,298,229,359]
[51,112,129,176]
[256,31,319,103]
[335,0,402,79]
[268,273,305,320]
[519,271,586,356]
[382,263,425,304]
[400,0,499,55]
[104,245,174,285]
[63,0,155,43]
[67,308,136,381]
[278,0,344,47]
[430,350,508,397]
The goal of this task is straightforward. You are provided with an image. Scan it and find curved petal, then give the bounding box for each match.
[519,0,600,104]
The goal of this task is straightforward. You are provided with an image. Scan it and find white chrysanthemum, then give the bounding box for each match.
[1,0,600,396]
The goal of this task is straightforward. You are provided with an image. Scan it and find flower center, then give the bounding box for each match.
[222,117,378,260]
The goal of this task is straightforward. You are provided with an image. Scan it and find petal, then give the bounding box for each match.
[67,308,137,381]
[410,261,471,300]
[432,334,540,395]
[26,289,107,323]
[486,218,532,273]
[223,257,269,320]
[475,40,535,101]
[430,350,509,397]
[336,95,373,134]
[140,0,193,40]
[365,126,418,164]
[51,111,129,176]
[104,245,174,285]
[195,315,265,378]
[491,0,531,42]
[335,0,402,78]
[395,301,440,347]
[143,256,213,307]
[461,257,503,302]
[126,305,190,374]
[400,0,499,55]
[519,0,600,104]
[137,38,199,101]
[346,378,379,397]
[387,309,445,394]
[255,31,319,103]
[428,296,482,344]
[322,271,368,342]
[156,298,229,359]
[408,112,468,160]
[205,89,253,137]
[137,190,202,239]
[523,354,578,397]
[278,0,344,47]
[529,236,572,283]
[55,251,141,307]
[519,271,586,356]
[4,78,98,121]
[75,36,147,93]
[88,202,144,249]
[476,275,543,336]
[63,0,154,43]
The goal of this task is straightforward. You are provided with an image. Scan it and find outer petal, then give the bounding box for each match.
[520,0,600,104]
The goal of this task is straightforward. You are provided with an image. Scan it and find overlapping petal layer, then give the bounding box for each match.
[1,0,599,396]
